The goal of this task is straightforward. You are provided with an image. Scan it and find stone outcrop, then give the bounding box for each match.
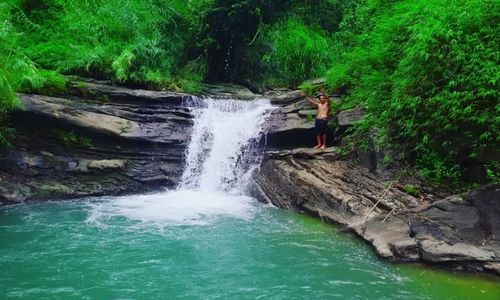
[263,89,304,105]
[264,99,316,149]
[200,83,258,100]
[251,148,500,274]
[336,107,364,128]
[263,90,345,150]
[0,81,194,203]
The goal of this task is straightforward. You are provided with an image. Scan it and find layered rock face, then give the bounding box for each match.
[252,91,500,274]
[0,81,194,203]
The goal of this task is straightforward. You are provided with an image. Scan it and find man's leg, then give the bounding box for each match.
[314,134,321,149]
[320,134,327,149]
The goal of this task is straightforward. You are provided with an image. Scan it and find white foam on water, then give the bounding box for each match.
[87,190,256,226]
[87,98,273,226]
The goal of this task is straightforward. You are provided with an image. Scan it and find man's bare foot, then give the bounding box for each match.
[320,145,326,150]
[313,145,321,149]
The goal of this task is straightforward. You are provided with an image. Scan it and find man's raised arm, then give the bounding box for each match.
[301,92,319,106]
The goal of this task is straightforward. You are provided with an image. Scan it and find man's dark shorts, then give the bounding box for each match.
[315,118,328,135]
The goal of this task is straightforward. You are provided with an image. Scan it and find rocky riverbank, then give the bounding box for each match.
[250,93,500,275]
[251,149,499,275]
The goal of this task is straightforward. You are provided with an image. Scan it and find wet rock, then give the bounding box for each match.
[264,90,304,105]
[69,80,189,105]
[419,240,495,262]
[252,148,414,221]
[415,200,483,245]
[301,77,326,87]
[484,262,500,275]
[354,128,400,179]
[298,110,317,118]
[20,94,142,138]
[200,83,258,100]
[465,184,500,246]
[74,159,126,172]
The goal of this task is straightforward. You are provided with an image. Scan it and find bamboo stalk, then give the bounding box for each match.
[362,181,393,222]
[381,206,397,223]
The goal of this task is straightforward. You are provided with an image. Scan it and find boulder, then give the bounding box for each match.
[465,184,500,249]
[200,83,258,100]
[298,110,317,118]
[264,90,304,105]
[419,239,495,262]
[69,80,189,105]
[337,107,364,128]
[20,94,142,139]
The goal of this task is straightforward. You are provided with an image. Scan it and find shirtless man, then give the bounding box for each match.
[303,92,329,149]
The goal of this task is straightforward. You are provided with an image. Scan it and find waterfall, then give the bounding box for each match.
[180,97,273,193]
[87,97,273,226]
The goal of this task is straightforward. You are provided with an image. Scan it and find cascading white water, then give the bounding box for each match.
[180,98,273,193]
[88,97,273,226]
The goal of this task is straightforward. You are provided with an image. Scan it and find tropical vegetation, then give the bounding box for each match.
[0,0,498,184]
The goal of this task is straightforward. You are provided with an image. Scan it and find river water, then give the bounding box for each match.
[1,99,499,299]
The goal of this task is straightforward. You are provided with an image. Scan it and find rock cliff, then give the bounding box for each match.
[0,80,194,203]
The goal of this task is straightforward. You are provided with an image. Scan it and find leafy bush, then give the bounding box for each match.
[298,83,318,97]
[0,0,33,147]
[18,0,210,91]
[260,18,334,87]
[404,184,421,197]
[326,0,499,183]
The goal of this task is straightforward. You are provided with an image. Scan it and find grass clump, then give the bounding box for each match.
[56,130,93,148]
[404,184,421,197]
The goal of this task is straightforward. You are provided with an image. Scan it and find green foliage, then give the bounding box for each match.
[259,18,334,87]
[1,0,28,147]
[326,0,499,183]
[486,162,500,183]
[200,0,355,86]
[329,100,342,115]
[0,126,15,149]
[3,0,354,93]
[20,69,67,95]
[298,83,318,97]
[403,184,421,197]
[1,0,497,187]
[0,0,73,147]
[56,130,93,148]
[18,0,211,91]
